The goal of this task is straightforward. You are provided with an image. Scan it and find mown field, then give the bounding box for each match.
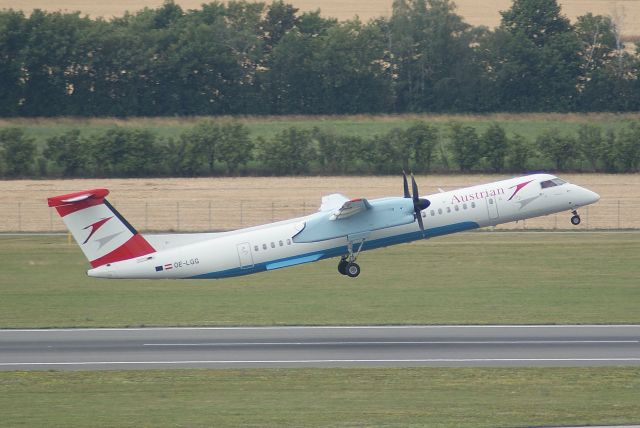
[1,232,638,328]
[2,173,640,232]
[3,113,640,150]
[1,367,639,427]
[8,0,640,39]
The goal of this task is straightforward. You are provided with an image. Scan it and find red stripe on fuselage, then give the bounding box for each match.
[89,234,155,268]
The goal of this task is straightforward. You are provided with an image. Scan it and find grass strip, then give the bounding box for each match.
[0,232,639,327]
[3,113,640,149]
[1,367,639,427]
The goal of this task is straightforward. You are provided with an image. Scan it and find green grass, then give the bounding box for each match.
[2,113,639,149]
[2,233,639,428]
[1,367,639,427]
[1,232,639,328]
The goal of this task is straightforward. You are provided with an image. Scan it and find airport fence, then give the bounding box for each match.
[2,198,640,233]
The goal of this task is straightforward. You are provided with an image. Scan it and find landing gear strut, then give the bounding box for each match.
[338,239,365,277]
[570,210,581,226]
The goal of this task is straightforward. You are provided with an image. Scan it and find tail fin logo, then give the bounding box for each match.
[82,216,113,244]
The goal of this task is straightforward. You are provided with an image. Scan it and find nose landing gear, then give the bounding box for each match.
[570,210,581,226]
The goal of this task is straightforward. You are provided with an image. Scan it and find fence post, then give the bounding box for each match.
[618,200,621,229]
[585,205,589,230]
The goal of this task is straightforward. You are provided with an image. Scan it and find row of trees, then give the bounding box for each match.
[1,0,639,116]
[2,121,640,177]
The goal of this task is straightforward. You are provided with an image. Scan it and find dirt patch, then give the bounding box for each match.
[2,174,639,232]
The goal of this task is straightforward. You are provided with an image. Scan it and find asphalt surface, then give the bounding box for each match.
[1,325,639,370]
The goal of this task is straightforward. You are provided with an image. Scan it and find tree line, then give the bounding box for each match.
[1,0,639,116]
[2,121,640,178]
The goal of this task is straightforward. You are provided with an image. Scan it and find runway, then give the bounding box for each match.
[1,325,639,370]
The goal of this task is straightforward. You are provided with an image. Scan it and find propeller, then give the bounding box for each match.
[403,171,431,235]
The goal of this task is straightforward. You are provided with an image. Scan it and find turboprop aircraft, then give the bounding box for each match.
[47,173,599,279]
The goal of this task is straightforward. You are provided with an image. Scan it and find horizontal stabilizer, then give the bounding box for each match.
[48,189,110,207]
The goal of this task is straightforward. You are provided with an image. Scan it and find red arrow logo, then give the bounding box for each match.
[507,180,534,201]
[82,217,113,244]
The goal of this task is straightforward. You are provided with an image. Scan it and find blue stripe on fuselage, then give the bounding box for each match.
[189,221,479,279]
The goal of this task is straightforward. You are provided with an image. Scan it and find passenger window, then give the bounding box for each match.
[270,242,275,248]
[446,207,451,213]
[454,205,459,211]
[262,244,267,250]
[422,211,426,217]
[430,210,435,216]
[287,239,291,245]
[438,208,443,215]
[463,203,468,209]
[279,240,283,246]
[471,202,476,208]
[254,245,259,252]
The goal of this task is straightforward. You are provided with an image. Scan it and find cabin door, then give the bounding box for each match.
[486,196,499,220]
[236,242,254,269]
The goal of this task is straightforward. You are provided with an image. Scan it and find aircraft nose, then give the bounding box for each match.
[577,187,600,205]
[586,189,600,204]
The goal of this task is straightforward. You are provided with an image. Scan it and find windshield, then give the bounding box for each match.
[540,178,566,189]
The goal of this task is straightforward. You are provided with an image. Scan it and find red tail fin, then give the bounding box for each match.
[48,189,155,267]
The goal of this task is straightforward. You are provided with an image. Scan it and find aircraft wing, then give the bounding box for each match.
[330,198,372,220]
[294,197,416,243]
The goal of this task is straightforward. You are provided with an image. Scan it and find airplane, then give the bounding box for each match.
[47,173,600,279]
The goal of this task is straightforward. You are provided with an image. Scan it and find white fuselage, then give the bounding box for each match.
[87,174,600,279]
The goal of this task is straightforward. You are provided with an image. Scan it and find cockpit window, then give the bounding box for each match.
[540,178,566,189]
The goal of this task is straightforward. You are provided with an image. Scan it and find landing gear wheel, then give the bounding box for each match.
[338,259,348,275]
[346,262,360,278]
[570,210,581,226]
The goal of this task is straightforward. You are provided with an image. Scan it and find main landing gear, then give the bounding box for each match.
[338,240,365,278]
[570,210,581,226]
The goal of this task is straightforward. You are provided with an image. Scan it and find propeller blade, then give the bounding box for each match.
[402,171,410,198]
[411,173,419,202]
[408,173,429,237]
[416,209,424,234]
